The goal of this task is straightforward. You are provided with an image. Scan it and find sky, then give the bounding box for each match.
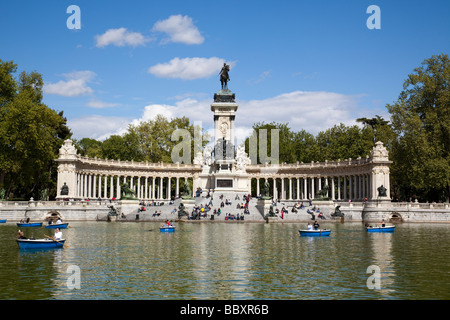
[1,0,449,145]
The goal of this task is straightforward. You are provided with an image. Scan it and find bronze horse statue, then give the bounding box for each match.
[219,63,230,90]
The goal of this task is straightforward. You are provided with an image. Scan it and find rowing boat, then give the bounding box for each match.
[299,229,331,237]
[366,225,395,233]
[160,226,176,233]
[16,238,66,249]
[16,222,43,227]
[0,219,6,223]
[45,223,69,229]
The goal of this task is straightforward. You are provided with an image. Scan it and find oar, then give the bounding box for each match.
[44,234,69,248]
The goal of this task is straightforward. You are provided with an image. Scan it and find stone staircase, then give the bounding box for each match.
[117,192,334,223]
[194,191,266,222]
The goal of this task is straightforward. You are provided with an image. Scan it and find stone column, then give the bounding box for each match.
[303,178,307,200]
[110,176,114,199]
[145,177,148,200]
[103,175,108,199]
[117,176,121,199]
[167,177,171,200]
[93,175,97,198]
[273,178,277,199]
[83,174,87,199]
[337,176,341,200]
[137,177,141,199]
[88,175,92,198]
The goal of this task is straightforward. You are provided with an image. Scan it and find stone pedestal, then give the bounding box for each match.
[118,200,140,218]
[266,216,279,223]
[256,198,274,220]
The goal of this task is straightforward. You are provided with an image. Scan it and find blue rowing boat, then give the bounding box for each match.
[45,223,69,229]
[160,226,176,233]
[299,229,331,237]
[16,222,43,227]
[366,225,395,233]
[16,238,66,249]
[0,219,6,223]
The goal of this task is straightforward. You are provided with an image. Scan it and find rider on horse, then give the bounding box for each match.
[219,63,230,89]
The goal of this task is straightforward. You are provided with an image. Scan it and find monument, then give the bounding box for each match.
[54,63,393,211]
[194,63,251,193]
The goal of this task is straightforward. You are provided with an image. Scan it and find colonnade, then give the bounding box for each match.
[252,174,372,201]
[75,173,194,200]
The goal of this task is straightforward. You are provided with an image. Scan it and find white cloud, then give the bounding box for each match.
[68,115,132,141]
[44,70,96,97]
[148,57,231,80]
[86,99,120,109]
[238,91,360,135]
[69,91,363,146]
[152,14,204,45]
[95,28,150,48]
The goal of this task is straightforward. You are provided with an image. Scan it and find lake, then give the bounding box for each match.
[0,221,449,300]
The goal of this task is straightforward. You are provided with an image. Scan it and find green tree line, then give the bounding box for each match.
[0,54,448,202]
[73,114,210,163]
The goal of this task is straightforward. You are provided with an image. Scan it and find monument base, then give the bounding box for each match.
[118,199,140,218]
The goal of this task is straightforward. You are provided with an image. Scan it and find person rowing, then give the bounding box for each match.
[54,227,63,240]
[17,229,27,239]
[313,221,320,230]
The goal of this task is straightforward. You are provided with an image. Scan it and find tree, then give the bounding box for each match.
[387,54,450,202]
[101,135,133,161]
[244,121,298,164]
[315,123,373,161]
[74,138,103,158]
[0,60,72,199]
[356,115,393,147]
[83,115,209,164]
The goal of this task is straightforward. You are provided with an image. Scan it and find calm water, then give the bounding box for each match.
[0,221,449,300]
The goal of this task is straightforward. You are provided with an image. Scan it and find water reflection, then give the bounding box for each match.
[367,231,395,297]
[1,222,450,299]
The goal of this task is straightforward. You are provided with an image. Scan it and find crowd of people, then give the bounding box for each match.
[135,188,328,221]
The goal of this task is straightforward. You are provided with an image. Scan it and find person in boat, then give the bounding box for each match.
[381,219,386,227]
[17,229,27,239]
[54,228,63,240]
[307,223,313,231]
[56,218,62,224]
[313,221,320,230]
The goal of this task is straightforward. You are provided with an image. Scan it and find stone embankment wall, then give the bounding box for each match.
[1,198,449,223]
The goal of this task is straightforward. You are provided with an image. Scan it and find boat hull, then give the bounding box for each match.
[366,226,395,233]
[45,223,69,229]
[299,229,331,237]
[160,227,175,233]
[0,220,6,223]
[16,222,43,227]
[16,238,66,249]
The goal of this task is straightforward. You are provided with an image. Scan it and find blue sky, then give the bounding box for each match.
[1,0,449,143]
